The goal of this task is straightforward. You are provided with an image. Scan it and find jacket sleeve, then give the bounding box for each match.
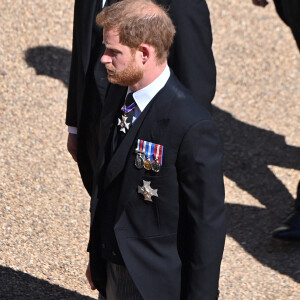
[66,0,80,127]
[176,119,226,300]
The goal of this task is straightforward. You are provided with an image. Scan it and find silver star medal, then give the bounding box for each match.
[118,115,130,133]
[138,180,158,202]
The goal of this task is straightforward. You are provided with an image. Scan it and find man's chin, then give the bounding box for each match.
[107,75,127,86]
[107,75,139,87]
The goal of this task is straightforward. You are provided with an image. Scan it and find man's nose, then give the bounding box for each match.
[101,50,112,64]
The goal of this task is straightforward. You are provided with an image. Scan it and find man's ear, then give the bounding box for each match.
[138,43,151,64]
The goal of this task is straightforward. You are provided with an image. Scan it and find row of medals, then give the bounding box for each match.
[135,150,161,173]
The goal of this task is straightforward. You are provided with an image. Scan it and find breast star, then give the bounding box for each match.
[138,180,158,202]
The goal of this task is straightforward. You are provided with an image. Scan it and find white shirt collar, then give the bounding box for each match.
[127,65,170,113]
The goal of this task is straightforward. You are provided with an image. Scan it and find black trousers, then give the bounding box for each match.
[98,263,143,300]
[273,0,300,211]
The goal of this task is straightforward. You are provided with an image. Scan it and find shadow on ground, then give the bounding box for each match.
[24,46,71,87]
[0,266,95,300]
[214,106,300,282]
[23,46,300,283]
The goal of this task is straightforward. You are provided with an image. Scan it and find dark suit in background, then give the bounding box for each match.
[273,0,300,50]
[252,0,300,240]
[272,0,300,240]
[66,0,216,194]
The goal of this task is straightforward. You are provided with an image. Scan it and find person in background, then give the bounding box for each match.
[252,0,300,242]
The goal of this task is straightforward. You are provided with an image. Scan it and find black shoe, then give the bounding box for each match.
[272,210,300,242]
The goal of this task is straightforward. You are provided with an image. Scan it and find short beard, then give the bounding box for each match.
[106,54,143,87]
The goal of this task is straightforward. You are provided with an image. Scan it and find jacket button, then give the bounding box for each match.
[112,251,116,256]
[101,243,105,249]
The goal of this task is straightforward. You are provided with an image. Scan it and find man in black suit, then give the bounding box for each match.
[66,0,216,195]
[252,0,300,242]
[84,1,226,299]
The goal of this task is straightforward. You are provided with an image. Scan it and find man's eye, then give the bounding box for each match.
[108,50,117,56]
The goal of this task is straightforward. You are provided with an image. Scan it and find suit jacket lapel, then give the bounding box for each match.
[96,85,127,174]
[90,84,125,222]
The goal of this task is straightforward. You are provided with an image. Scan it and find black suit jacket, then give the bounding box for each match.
[89,72,226,299]
[66,0,216,194]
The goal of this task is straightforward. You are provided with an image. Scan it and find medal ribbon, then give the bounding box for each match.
[145,142,154,159]
[154,144,163,165]
[136,139,141,152]
[137,139,163,166]
[121,102,137,114]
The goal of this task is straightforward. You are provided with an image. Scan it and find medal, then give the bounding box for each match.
[118,115,130,133]
[135,150,145,169]
[144,142,153,170]
[118,95,137,133]
[152,159,161,173]
[152,144,161,173]
[138,180,158,202]
[135,142,145,169]
[144,157,152,170]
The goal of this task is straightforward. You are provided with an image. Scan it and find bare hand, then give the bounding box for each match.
[86,261,96,290]
[67,133,78,162]
[252,0,268,7]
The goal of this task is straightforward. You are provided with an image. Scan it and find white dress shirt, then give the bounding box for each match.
[128,65,170,123]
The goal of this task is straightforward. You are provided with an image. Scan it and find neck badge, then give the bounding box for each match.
[138,180,158,202]
[118,99,137,133]
[118,115,130,133]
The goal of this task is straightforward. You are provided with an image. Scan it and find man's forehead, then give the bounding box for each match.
[102,28,131,51]
[103,28,120,40]
[103,28,120,46]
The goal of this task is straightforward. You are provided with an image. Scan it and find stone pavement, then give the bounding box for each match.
[0,0,299,299]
